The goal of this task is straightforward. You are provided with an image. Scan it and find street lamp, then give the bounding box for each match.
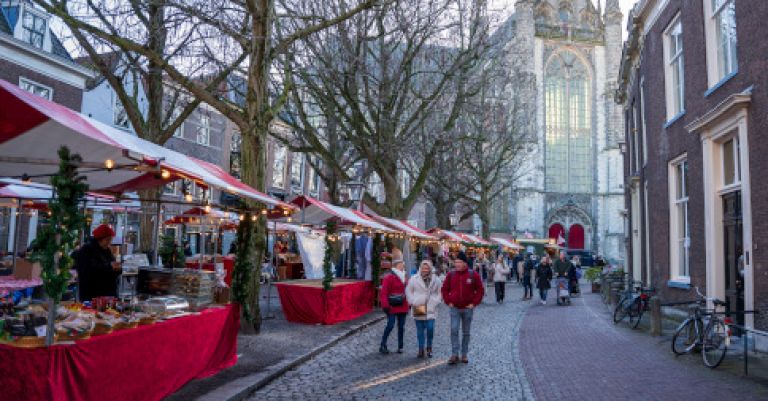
[345,180,366,211]
[449,213,459,228]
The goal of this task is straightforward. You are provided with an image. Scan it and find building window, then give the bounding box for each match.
[705,0,737,85]
[308,157,321,195]
[113,95,130,130]
[19,78,52,100]
[632,103,639,173]
[272,145,287,188]
[544,50,592,193]
[663,16,685,121]
[669,157,690,281]
[171,108,184,138]
[195,115,210,146]
[290,153,305,192]
[230,133,241,179]
[22,10,46,49]
[722,135,741,187]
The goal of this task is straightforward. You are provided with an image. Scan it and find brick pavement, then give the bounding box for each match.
[248,282,534,401]
[519,285,768,401]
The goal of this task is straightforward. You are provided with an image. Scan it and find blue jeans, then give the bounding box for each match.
[381,312,406,349]
[449,307,473,357]
[415,319,435,350]
[539,288,549,301]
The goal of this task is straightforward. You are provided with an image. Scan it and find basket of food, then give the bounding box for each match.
[55,312,95,342]
[11,334,57,348]
[92,322,113,336]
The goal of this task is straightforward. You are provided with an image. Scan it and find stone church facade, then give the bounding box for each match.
[489,0,625,263]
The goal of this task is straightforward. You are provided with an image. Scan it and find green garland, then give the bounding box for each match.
[371,233,382,287]
[29,147,88,345]
[322,221,336,291]
[232,213,255,323]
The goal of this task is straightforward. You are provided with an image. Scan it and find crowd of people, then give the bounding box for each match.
[378,247,595,364]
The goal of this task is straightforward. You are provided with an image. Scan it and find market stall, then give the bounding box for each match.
[0,79,295,401]
[274,196,394,325]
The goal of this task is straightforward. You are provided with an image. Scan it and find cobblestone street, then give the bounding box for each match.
[247,283,768,401]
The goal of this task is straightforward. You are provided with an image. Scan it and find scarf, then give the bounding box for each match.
[392,268,406,284]
[421,273,432,288]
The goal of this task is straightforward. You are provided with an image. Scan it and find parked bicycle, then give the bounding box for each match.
[670,287,731,368]
[613,280,655,329]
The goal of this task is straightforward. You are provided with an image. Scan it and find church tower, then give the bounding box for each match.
[493,0,626,263]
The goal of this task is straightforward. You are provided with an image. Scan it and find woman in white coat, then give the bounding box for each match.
[490,255,511,304]
[405,260,443,358]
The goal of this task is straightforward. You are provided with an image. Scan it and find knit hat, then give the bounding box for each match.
[457,251,469,265]
[93,224,115,240]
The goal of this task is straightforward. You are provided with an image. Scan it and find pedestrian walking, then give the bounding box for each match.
[405,260,443,358]
[441,257,484,365]
[521,253,535,300]
[536,256,553,305]
[379,257,409,354]
[553,251,573,296]
[490,255,510,303]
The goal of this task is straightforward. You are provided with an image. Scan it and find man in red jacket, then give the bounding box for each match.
[441,256,484,364]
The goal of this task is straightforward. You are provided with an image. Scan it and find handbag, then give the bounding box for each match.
[413,304,427,316]
[387,293,404,307]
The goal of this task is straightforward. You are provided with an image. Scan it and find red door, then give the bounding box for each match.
[568,224,585,249]
[548,224,565,242]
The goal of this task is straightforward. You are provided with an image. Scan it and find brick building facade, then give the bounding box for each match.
[617,0,768,334]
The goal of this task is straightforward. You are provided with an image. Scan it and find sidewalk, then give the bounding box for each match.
[165,285,384,401]
[519,285,768,401]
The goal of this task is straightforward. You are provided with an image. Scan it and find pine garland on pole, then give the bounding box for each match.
[322,221,336,291]
[348,233,356,279]
[30,147,88,346]
[232,212,255,324]
[371,233,382,287]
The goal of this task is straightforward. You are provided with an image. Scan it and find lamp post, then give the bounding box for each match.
[346,180,366,211]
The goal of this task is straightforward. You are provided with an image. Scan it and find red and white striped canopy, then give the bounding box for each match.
[365,213,436,239]
[490,237,523,249]
[427,228,465,243]
[0,79,293,211]
[289,195,394,232]
[462,234,492,246]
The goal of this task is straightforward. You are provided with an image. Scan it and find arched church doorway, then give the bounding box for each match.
[548,223,565,241]
[568,224,585,249]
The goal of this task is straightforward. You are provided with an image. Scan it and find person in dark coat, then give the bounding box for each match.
[536,256,553,305]
[74,224,121,301]
[522,254,535,300]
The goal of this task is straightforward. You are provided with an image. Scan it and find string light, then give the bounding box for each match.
[185,193,193,202]
[287,217,293,222]
[261,209,268,215]
[239,214,245,221]
[161,169,171,179]
[251,215,257,222]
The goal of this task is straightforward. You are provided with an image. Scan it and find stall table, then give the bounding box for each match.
[0,304,239,401]
[275,279,374,325]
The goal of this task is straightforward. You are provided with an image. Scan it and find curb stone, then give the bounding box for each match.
[193,314,386,401]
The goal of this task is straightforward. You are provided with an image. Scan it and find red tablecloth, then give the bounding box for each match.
[275,280,374,325]
[0,305,239,401]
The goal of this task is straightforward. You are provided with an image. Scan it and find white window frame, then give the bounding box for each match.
[19,77,52,100]
[171,108,185,138]
[640,77,648,166]
[720,134,741,191]
[272,145,287,189]
[668,155,690,283]
[703,0,738,89]
[195,115,210,146]
[21,8,47,49]
[290,153,305,193]
[663,14,685,122]
[163,181,178,196]
[632,103,639,172]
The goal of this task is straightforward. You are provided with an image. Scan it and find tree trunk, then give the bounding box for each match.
[479,190,490,240]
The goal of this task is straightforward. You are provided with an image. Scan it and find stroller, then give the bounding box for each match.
[556,276,571,306]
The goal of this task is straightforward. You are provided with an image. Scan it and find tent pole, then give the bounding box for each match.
[153,200,161,267]
[263,219,276,320]
[10,198,21,274]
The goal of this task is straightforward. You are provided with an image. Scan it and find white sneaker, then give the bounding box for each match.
[540,300,545,305]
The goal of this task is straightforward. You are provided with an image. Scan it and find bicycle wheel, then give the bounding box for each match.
[613,296,628,324]
[702,319,729,368]
[672,318,702,355]
[629,300,644,329]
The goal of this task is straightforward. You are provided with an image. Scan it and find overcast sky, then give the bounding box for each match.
[490,0,637,39]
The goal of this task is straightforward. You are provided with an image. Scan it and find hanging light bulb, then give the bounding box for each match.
[161,169,171,179]
[251,215,257,222]
[185,193,193,202]
[283,209,290,216]
[287,217,293,222]
[105,159,115,170]
[204,204,211,213]
[261,209,268,215]
[239,214,245,221]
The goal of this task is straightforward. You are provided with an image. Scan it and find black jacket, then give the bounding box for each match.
[536,263,553,289]
[74,238,119,301]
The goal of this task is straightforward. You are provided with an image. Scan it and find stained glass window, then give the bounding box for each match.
[544,50,592,193]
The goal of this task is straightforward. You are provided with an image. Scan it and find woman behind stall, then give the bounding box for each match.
[73,224,122,301]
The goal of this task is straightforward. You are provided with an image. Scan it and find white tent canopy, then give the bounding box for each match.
[288,195,394,233]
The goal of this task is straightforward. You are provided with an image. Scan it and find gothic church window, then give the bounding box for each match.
[544,50,592,193]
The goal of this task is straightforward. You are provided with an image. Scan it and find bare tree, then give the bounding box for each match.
[37,0,378,333]
[280,0,490,219]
